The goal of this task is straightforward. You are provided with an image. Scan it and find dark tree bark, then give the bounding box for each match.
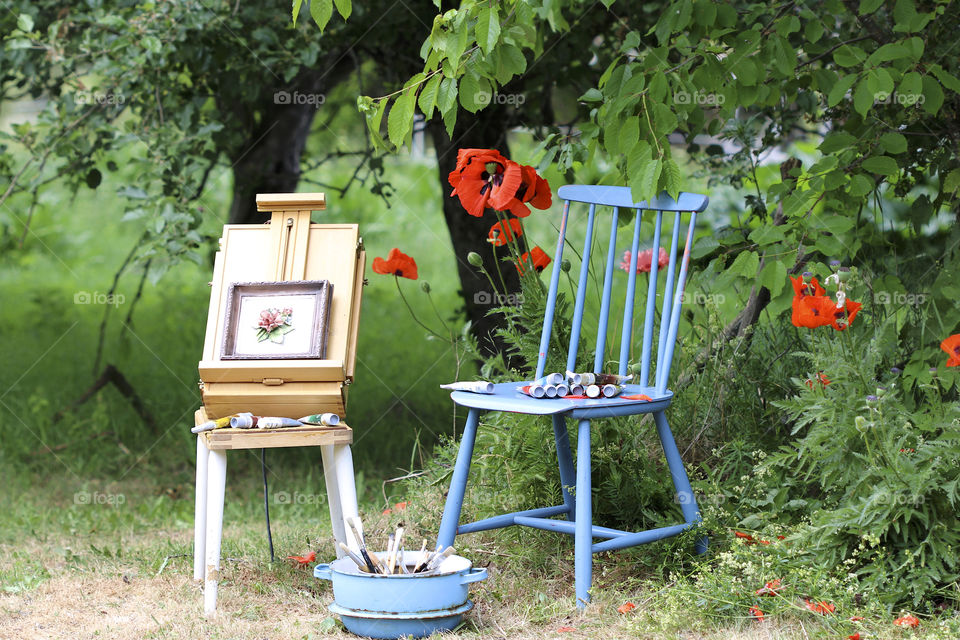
[429,106,523,357]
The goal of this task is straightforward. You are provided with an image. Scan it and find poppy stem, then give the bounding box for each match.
[425,289,453,338]
[395,276,446,341]
[490,242,509,294]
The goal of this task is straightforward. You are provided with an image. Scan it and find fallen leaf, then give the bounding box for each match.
[286,551,316,567]
[849,616,864,622]
[755,578,782,596]
[394,501,409,511]
[617,601,636,614]
[557,626,576,632]
[749,605,764,622]
[803,599,835,615]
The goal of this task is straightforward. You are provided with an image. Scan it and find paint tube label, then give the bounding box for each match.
[257,417,303,429]
[585,384,601,398]
[231,414,256,428]
[299,413,341,426]
[595,373,633,385]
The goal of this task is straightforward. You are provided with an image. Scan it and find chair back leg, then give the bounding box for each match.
[436,408,481,550]
[551,415,577,520]
[574,418,593,608]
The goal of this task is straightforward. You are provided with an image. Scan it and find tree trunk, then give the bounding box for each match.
[226,67,333,224]
[429,107,523,358]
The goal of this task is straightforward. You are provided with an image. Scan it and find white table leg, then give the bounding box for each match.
[334,444,360,551]
[204,448,227,616]
[193,436,209,581]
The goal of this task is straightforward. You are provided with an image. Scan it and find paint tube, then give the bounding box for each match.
[585,384,602,398]
[229,415,303,429]
[439,381,495,394]
[569,372,634,386]
[191,412,252,434]
[299,413,341,426]
[543,385,558,398]
[565,370,583,386]
[519,385,547,398]
[601,384,623,398]
[570,384,585,396]
[534,372,564,386]
[555,384,569,397]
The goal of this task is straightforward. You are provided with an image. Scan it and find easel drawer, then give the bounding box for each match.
[202,381,345,419]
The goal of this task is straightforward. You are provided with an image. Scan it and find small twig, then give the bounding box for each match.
[154,553,188,577]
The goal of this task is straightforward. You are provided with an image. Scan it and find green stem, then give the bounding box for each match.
[395,276,445,340]
[426,289,453,337]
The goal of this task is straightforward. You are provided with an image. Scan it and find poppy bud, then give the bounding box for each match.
[865,394,878,404]
[929,367,938,376]
[829,260,841,270]
[560,259,571,272]
[855,416,868,432]
[802,271,813,282]
[837,266,851,282]
[890,367,902,375]
[876,386,887,396]
[421,281,431,293]
[467,252,483,267]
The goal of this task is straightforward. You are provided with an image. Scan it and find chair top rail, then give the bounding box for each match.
[557,185,708,212]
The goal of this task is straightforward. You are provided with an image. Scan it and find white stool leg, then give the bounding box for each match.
[193,436,209,581]
[320,445,347,558]
[204,448,227,616]
[334,444,360,550]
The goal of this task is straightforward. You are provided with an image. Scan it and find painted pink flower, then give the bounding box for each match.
[620,247,669,273]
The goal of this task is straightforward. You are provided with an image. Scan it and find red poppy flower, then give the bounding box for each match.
[372,248,418,280]
[829,299,862,331]
[489,163,552,217]
[805,371,831,388]
[894,614,919,627]
[749,605,765,622]
[941,334,960,367]
[755,578,782,596]
[447,149,514,217]
[620,247,669,273]
[849,633,860,640]
[849,616,864,622]
[792,294,837,328]
[287,551,316,567]
[517,246,552,274]
[488,218,523,246]
[734,531,755,543]
[789,275,826,298]
[617,601,636,614]
[803,599,835,615]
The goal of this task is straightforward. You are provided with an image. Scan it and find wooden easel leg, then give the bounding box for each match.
[321,445,347,558]
[334,445,360,550]
[204,449,227,616]
[193,436,209,581]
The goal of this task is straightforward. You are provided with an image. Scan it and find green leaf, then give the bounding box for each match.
[579,88,604,103]
[848,173,875,197]
[879,132,907,155]
[828,74,857,107]
[333,0,351,20]
[892,0,917,31]
[438,77,458,136]
[459,72,487,113]
[627,141,660,201]
[943,168,960,194]
[928,63,960,94]
[921,75,944,115]
[759,259,787,296]
[728,250,760,279]
[292,0,304,24]
[819,131,858,154]
[662,157,682,199]
[859,0,884,14]
[387,89,416,147]
[476,6,501,56]
[750,225,786,246]
[417,74,441,119]
[867,43,908,66]
[853,78,874,118]
[310,0,333,30]
[834,44,867,68]
[804,20,823,44]
[862,155,899,176]
[16,13,34,32]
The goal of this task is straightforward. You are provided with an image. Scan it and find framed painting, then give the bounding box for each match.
[220,280,333,360]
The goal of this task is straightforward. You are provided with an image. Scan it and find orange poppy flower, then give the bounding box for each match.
[805,371,831,388]
[734,531,755,543]
[286,551,316,567]
[755,578,782,596]
[372,248,418,280]
[789,275,826,298]
[447,149,517,217]
[793,295,836,328]
[489,163,552,217]
[749,605,765,622]
[803,599,835,615]
[517,246,552,274]
[849,633,860,640]
[829,299,862,331]
[617,601,636,614]
[893,614,919,627]
[488,218,523,246]
[941,334,960,367]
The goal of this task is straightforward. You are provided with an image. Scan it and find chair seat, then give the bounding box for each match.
[449,382,673,419]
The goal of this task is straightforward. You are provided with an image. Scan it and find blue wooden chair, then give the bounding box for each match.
[435,185,709,608]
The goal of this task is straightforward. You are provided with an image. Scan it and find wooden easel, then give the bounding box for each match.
[192,193,365,615]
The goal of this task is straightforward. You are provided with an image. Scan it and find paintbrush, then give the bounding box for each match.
[338,542,369,572]
[346,517,381,574]
[424,546,455,573]
[391,526,405,574]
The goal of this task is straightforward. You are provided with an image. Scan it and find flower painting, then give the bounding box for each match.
[256,307,294,343]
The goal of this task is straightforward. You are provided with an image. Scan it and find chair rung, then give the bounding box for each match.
[513,516,627,540]
[458,505,569,535]
[591,523,691,553]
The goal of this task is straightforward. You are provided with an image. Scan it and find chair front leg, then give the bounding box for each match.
[551,414,576,520]
[436,408,481,550]
[574,418,593,608]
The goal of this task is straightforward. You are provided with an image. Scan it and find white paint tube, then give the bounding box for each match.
[601,384,622,398]
[439,381,495,394]
[534,372,564,386]
[585,384,602,398]
[570,384,585,396]
[555,384,569,397]
[544,385,558,398]
[299,413,341,426]
[566,370,583,386]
